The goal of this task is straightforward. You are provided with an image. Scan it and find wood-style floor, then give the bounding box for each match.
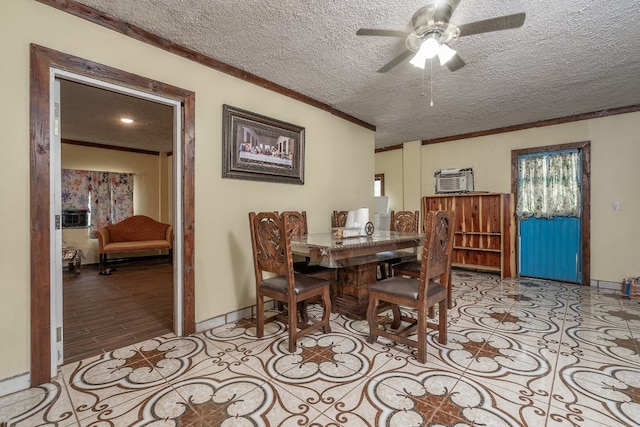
[63,258,173,363]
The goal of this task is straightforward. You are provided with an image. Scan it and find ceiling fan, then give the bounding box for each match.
[356,0,526,73]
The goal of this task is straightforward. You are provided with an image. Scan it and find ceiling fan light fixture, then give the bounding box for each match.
[409,48,428,69]
[437,43,457,65]
[409,35,439,69]
[422,36,440,59]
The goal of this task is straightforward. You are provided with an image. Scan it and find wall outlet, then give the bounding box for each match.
[612,201,621,211]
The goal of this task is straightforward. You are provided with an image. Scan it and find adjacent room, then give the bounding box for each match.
[59,80,175,363]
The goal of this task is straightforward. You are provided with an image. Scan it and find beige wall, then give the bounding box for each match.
[375,149,404,213]
[374,140,422,214]
[402,141,422,213]
[161,154,173,225]
[60,144,168,264]
[375,113,640,284]
[0,2,374,385]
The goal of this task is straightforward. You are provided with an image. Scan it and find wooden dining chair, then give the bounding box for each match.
[282,210,337,314]
[248,211,332,353]
[284,211,321,273]
[331,210,349,228]
[393,210,455,310]
[366,210,455,363]
[377,210,420,279]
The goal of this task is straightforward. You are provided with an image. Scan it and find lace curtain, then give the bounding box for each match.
[61,169,134,229]
[516,150,581,219]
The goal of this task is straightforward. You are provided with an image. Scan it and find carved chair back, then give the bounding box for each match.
[332,210,349,228]
[282,210,308,236]
[418,210,455,299]
[248,211,292,283]
[390,210,420,234]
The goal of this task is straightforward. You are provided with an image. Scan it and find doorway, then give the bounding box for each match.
[30,44,196,386]
[53,68,182,370]
[511,141,591,285]
[58,78,175,363]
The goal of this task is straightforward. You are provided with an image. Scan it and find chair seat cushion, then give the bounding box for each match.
[261,272,330,296]
[369,276,446,302]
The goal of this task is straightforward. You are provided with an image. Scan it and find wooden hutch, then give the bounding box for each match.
[422,192,516,278]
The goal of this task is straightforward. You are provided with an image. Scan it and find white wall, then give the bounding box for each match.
[375,113,640,284]
[0,1,374,386]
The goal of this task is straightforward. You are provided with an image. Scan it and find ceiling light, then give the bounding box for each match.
[120,117,134,124]
[409,34,440,69]
[437,43,457,65]
[422,37,440,59]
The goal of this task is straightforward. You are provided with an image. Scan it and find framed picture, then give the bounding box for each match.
[222,104,305,185]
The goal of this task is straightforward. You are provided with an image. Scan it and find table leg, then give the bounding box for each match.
[335,261,379,319]
[72,252,81,274]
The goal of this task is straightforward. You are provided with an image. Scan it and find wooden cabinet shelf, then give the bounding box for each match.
[422,193,515,278]
[454,246,501,253]
[452,262,501,272]
[455,231,501,236]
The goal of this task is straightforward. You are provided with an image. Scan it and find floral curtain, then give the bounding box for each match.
[61,168,134,230]
[88,171,134,230]
[516,150,581,219]
[61,169,90,210]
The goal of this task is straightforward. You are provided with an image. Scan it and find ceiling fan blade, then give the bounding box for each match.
[445,53,465,71]
[356,28,410,38]
[457,12,526,37]
[377,49,414,73]
[433,0,461,23]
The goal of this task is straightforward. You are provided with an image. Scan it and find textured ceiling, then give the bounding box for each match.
[65,0,640,151]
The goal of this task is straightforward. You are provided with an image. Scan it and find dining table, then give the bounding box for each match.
[290,230,424,319]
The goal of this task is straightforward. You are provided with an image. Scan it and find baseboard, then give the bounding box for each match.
[196,300,276,333]
[591,279,622,291]
[0,372,30,398]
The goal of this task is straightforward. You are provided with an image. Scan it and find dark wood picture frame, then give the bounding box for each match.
[222,104,305,185]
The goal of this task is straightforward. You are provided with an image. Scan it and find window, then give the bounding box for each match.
[374,174,385,197]
[62,168,134,231]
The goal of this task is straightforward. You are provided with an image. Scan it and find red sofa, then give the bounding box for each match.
[95,215,173,270]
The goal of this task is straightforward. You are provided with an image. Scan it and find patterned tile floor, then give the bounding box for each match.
[2,271,640,426]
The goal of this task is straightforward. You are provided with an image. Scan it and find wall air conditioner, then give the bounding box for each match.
[434,168,474,193]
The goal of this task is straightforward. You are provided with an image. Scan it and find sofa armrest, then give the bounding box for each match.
[166,225,174,248]
[95,228,110,252]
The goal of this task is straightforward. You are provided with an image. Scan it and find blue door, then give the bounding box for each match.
[519,217,581,282]
[517,150,582,283]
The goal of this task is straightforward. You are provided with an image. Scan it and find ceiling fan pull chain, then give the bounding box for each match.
[430,58,434,107]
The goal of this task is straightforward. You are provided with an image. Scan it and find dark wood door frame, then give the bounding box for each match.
[30,44,196,386]
[510,141,591,286]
